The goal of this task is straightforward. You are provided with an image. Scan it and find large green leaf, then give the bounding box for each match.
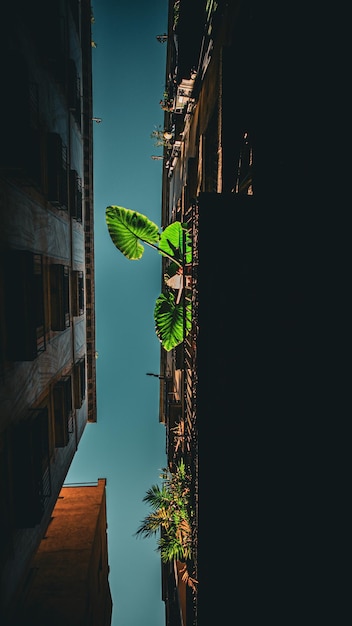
[159,222,192,264]
[106,205,160,260]
[154,291,192,351]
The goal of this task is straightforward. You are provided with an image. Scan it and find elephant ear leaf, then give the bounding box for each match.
[106,205,160,260]
[154,291,192,351]
[159,222,192,264]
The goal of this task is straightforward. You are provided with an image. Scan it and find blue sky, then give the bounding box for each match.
[66,2,169,624]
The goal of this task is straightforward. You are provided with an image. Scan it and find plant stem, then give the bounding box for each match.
[143,240,182,267]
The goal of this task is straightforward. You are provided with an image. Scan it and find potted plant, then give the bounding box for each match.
[135,459,197,592]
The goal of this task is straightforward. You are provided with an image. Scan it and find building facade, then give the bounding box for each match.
[11,479,112,626]
[0,1,97,621]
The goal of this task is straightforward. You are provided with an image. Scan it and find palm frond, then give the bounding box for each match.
[136,460,195,569]
[178,562,198,593]
[143,484,171,509]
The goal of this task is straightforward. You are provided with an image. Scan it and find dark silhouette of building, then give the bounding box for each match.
[158,1,339,624]
[0,1,98,622]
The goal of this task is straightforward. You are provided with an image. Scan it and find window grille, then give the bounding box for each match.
[72,270,84,316]
[50,264,70,331]
[73,356,86,409]
[47,133,68,209]
[33,254,46,355]
[53,376,73,447]
[69,169,83,221]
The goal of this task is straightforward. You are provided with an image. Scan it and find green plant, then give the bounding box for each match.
[105,205,192,351]
[173,0,180,28]
[135,460,197,591]
[154,291,191,352]
[151,125,172,147]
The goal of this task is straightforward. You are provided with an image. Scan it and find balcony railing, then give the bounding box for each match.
[163,202,199,624]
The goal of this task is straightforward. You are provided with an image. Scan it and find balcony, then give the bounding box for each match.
[173,78,195,114]
[165,140,182,178]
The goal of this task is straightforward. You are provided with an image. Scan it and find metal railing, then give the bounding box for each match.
[163,201,199,624]
[180,202,199,623]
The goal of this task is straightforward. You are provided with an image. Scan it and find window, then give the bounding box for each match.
[0,429,13,562]
[72,270,84,316]
[0,56,42,189]
[73,356,86,409]
[69,169,83,221]
[69,0,81,36]
[3,251,46,361]
[50,264,70,331]
[233,131,253,195]
[68,59,82,126]
[41,11,68,84]
[11,408,51,528]
[47,133,68,209]
[204,107,220,192]
[53,376,73,447]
